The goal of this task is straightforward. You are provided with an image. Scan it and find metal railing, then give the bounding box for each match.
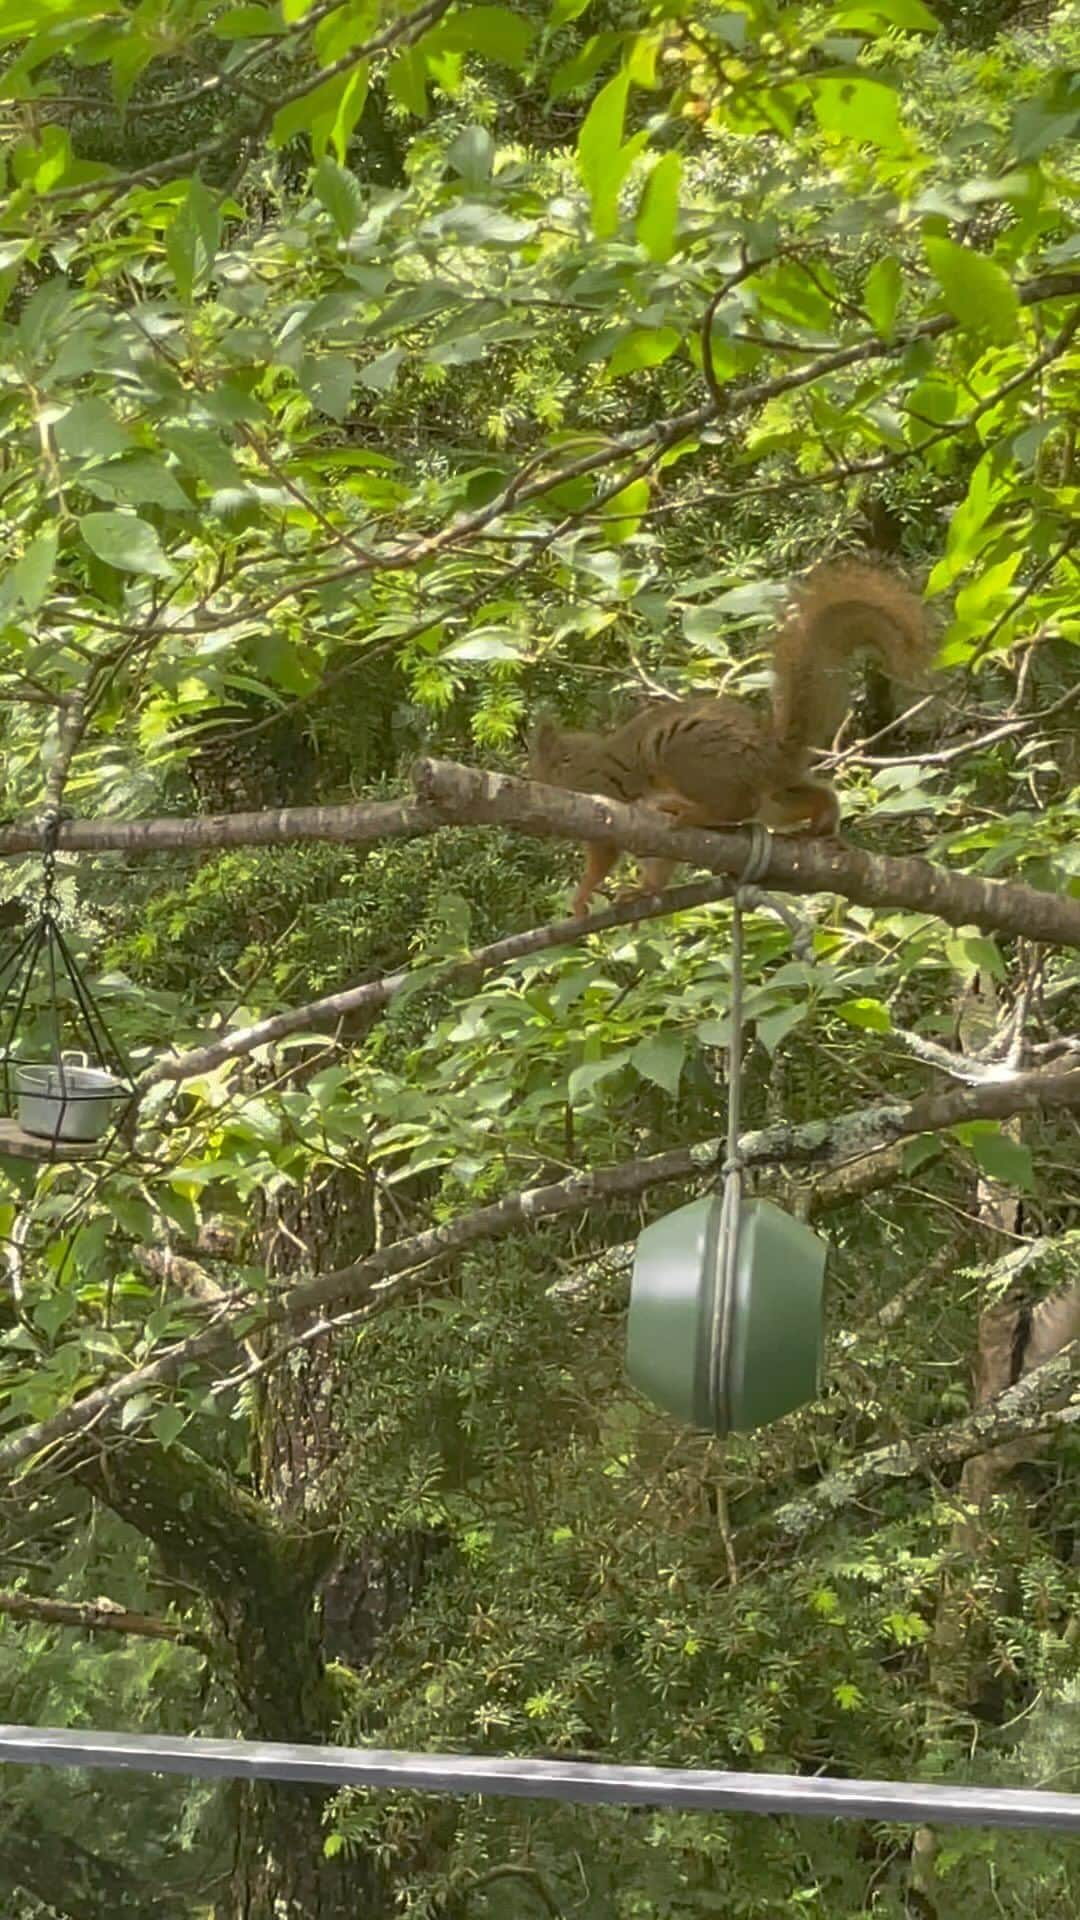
[1,1725,1077,1833]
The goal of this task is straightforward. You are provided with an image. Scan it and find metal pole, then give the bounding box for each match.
[0,1726,1078,1834]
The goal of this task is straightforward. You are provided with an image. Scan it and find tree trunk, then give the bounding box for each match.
[225,1779,384,1920]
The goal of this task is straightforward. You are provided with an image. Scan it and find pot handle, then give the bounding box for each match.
[59,1050,92,1069]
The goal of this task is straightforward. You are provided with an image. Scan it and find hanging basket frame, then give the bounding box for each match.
[0,829,134,1158]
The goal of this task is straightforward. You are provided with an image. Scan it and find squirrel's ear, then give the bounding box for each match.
[528,714,561,756]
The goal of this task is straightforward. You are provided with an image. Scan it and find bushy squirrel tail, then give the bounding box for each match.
[770,560,930,761]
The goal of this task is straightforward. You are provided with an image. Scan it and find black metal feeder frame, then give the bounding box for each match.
[0,815,134,1162]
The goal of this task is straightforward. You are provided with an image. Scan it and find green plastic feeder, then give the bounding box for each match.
[626,1194,826,1434]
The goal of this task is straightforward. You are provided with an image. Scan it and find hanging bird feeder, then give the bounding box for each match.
[0,812,133,1162]
[626,864,826,1435]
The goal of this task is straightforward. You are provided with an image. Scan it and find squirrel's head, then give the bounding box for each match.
[527,713,567,779]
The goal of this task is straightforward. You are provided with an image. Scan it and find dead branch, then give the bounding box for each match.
[0,1586,207,1648]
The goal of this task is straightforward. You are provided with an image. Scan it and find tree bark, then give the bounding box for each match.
[73,1442,388,1919]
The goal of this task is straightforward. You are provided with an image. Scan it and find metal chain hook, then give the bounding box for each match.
[709,823,773,1427]
[39,806,62,916]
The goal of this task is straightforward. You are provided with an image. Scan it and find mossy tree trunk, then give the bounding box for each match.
[76,1441,389,1919]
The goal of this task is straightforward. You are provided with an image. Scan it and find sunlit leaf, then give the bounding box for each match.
[79,511,176,577]
[924,235,1021,341]
[636,151,681,262]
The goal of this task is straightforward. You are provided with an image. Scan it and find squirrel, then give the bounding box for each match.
[528,560,930,916]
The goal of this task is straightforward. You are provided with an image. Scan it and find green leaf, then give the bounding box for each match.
[954,552,1021,621]
[904,376,958,445]
[443,628,523,662]
[863,256,902,338]
[447,124,495,188]
[13,526,58,612]
[945,933,1006,981]
[433,204,533,245]
[276,63,369,152]
[298,353,355,422]
[631,1032,686,1095]
[835,996,892,1032]
[636,150,681,263]
[923,235,1020,342]
[602,476,650,542]
[927,452,1004,590]
[16,276,73,350]
[809,76,904,151]
[153,1404,188,1449]
[81,455,192,511]
[428,6,536,68]
[607,326,680,378]
[550,30,623,101]
[576,67,628,237]
[54,397,131,460]
[568,1055,626,1104]
[696,1016,731,1049]
[250,632,314,695]
[165,176,221,303]
[213,4,287,35]
[162,426,245,489]
[968,1130,1036,1193]
[385,44,428,117]
[902,1134,941,1175]
[119,1392,154,1432]
[830,0,939,27]
[1011,83,1080,162]
[320,64,369,163]
[756,1004,806,1054]
[709,10,748,46]
[80,511,176,578]
[358,347,404,392]
[33,1292,75,1341]
[313,157,366,238]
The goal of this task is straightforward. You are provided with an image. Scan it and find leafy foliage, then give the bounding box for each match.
[0,0,1077,1913]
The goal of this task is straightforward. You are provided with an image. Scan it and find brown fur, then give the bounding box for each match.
[529,561,930,914]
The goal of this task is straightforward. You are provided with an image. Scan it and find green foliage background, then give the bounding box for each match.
[0,0,1078,1913]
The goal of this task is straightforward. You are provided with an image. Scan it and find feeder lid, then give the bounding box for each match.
[626,1193,826,1435]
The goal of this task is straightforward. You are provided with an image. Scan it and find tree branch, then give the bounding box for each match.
[0,1586,207,1648]
[411,760,1080,951]
[3,1070,1080,1472]
[141,876,807,1091]
[0,796,435,857]
[769,1343,1080,1541]
[5,761,1076,952]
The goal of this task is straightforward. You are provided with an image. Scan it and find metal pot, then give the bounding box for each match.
[627,1194,827,1435]
[14,1056,126,1143]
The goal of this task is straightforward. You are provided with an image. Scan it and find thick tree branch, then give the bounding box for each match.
[3,1069,1080,1472]
[0,1586,207,1648]
[769,1344,1080,1541]
[0,796,434,858]
[412,761,1080,950]
[4,762,1076,953]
